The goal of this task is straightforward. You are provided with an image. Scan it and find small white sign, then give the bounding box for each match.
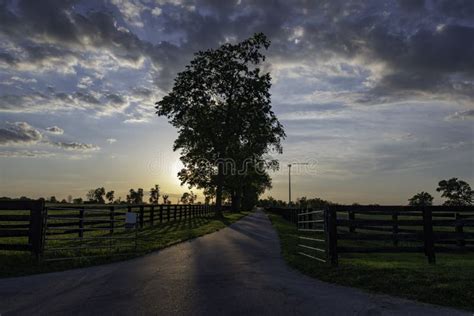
[125,212,137,229]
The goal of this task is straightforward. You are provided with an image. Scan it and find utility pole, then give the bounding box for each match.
[288,162,309,205]
[288,164,292,205]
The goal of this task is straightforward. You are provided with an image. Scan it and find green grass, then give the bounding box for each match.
[0,211,249,278]
[267,213,474,311]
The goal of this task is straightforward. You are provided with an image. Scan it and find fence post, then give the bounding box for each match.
[326,207,338,267]
[392,210,398,246]
[29,200,45,260]
[422,206,436,264]
[159,205,163,223]
[348,210,355,233]
[150,206,154,226]
[79,207,84,238]
[167,205,170,222]
[139,206,144,228]
[174,205,177,221]
[109,206,115,234]
[455,213,465,247]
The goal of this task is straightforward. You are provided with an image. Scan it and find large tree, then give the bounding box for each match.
[437,178,473,206]
[156,33,285,216]
[408,191,433,207]
[86,187,105,204]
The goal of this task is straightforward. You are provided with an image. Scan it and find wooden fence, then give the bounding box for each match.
[267,205,474,266]
[0,201,216,258]
[0,200,46,258]
[46,204,215,235]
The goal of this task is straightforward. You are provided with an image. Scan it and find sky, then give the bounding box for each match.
[0,0,473,204]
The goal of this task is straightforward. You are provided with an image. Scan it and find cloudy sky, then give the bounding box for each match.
[0,0,473,204]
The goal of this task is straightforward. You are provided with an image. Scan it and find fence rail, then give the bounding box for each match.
[0,200,45,258]
[267,205,474,266]
[0,201,217,259]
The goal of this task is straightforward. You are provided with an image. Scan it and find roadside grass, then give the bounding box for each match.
[267,213,474,311]
[0,211,249,278]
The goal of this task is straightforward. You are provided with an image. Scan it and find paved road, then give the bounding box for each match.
[0,209,468,315]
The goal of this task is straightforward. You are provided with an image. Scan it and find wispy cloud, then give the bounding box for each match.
[45,126,64,135]
[50,142,100,152]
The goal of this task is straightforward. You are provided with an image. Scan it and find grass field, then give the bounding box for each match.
[267,212,474,311]
[0,211,249,278]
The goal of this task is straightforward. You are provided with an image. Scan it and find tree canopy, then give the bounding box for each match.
[437,178,473,206]
[156,33,285,215]
[408,191,434,207]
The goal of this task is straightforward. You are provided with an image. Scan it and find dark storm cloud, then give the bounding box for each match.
[0,0,473,104]
[434,0,474,19]
[0,52,17,65]
[397,0,425,11]
[154,0,474,102]
[0,0,179,77]
[0,120,100,152]
[0,122,42,145]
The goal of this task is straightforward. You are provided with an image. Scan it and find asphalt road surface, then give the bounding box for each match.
[0,209,468,315]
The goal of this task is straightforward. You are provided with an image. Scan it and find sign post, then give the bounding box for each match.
[125,212,138,229]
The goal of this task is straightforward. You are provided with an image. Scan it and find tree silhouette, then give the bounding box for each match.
[180,192,191,204]
[162,194,170,204]
[149,185,160,204]
[437,178,473,206]
[408,191,433,206]
[156,33,285,216]
[179,191,197,204]
[86,190,95,202]
[86,188,105,203]
[106,190,115,204]
[126,188,144,204]
[94,187,105,204]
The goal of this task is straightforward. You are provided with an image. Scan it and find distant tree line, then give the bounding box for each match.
[258,177,473,208]
[4,177,470,207]
[408,178,473,207]
[0,184,204,205]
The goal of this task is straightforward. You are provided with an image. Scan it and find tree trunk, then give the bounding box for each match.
[215,162,224,218]
[234,186,242,212]
[230,190,237,212]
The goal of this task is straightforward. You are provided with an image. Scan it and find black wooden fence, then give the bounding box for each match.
[0,200,46,258]
[267,205,474,266]
[0,201,216,259]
